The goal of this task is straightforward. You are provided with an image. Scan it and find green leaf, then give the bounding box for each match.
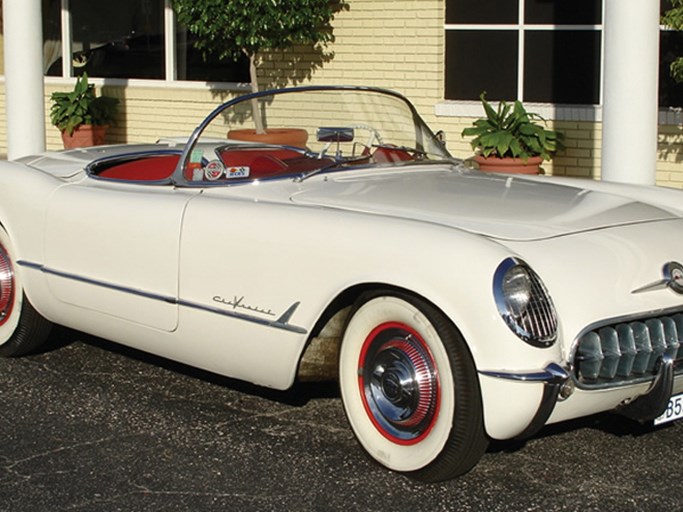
[49,72,118,132]
[461,91,563,160]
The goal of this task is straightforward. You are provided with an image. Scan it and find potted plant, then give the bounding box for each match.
[50,73,119,149]
[172,0,343,147]
[461,93,562,174]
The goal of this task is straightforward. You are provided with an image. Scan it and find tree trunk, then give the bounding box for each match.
[247,52,266,135]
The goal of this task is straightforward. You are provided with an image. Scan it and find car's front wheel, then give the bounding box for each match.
[0,226,52,357]
[339,292,488,482]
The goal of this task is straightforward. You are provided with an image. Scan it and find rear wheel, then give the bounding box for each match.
[0,227,52,357]
[339,292,488,482]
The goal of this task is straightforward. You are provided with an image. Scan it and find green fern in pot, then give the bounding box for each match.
[462,93,562,170]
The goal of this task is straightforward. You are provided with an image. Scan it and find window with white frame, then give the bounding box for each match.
[445,0,683,107]
[42,0,249,83]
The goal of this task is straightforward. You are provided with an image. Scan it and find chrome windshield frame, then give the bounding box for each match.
[170,85,451,187]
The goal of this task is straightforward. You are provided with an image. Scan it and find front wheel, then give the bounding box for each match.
[0,226,52,357]
[339,293,488,482]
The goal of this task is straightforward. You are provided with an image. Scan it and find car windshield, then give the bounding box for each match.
[175,86,452,185]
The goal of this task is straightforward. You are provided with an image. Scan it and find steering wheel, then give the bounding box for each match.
[349,124,384,148]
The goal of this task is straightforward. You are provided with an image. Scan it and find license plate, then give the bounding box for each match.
[654,393,683,426]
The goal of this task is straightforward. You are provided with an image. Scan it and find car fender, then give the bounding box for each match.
[178,193,561,437]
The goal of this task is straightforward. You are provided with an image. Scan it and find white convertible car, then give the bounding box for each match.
[1,86,682,482]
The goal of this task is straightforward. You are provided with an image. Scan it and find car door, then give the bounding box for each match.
[44,180,198,331]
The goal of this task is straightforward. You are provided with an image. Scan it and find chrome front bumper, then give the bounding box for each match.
[480,354,677,439]
[479,363,570,439]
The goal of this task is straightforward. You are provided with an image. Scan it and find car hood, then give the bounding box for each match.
[290,166,681,241]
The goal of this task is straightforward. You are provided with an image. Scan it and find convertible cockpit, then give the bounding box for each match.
[88,86,450,185]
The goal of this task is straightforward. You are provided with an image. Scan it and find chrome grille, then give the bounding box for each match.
[574,312,683,388]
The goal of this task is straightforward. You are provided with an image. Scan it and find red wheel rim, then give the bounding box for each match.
[0,244,15,327]
[358,322,440,445]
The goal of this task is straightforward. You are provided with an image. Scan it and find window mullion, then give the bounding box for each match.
[164,0,176,82]
[60,0,72,78]
[517,0,525,101]
[599,0,606,106]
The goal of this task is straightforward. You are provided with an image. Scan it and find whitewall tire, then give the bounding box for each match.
[339,292,488,482]
[0,226,52,357]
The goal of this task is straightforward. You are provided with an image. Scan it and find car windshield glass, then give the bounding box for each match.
[175,87,452,185]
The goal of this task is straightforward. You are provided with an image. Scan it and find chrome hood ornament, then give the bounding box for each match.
[632,262,683,295]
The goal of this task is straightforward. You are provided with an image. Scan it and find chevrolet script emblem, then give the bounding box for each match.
[632,261,683,295]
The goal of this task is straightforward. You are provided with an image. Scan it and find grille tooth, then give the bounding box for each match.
[615,324,637,377]
[598,327,620,380]
[645,319,667,372]
[575,311,683,388]
[662,317,680,359]
[576,332,603,382]
[630,322,652,375]
[675,314,683,359]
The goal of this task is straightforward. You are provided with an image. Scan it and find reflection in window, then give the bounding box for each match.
[44,0,164,79]
[175,27,250,83]
[660,31,683,108]
[42,0,249,83]
[43,0,62,74]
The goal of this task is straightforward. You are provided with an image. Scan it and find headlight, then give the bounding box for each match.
[493,257,558,347]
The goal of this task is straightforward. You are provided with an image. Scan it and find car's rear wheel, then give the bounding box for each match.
[339,292,488,482]
[0,227,52,357]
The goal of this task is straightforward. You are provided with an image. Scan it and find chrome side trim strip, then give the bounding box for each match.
[17,261,308,335]
[178,298,307,334]
[17,261,176,303]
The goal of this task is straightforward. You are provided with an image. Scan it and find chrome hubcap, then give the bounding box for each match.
[359,322,439,443]
[0,244,14,327]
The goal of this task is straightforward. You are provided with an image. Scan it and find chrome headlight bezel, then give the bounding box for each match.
[493,257,558,348]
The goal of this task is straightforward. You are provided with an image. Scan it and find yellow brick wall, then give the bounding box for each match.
[658,125,683,189]
[550,121,603,180]
[0,0,682,189]
[39,83,244,150]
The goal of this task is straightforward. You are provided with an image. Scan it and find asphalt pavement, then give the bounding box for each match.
[1,327,682,512]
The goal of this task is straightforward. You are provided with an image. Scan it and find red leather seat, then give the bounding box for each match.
[98,154,180,181]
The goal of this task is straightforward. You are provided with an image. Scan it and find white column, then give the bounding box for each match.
[601,0,659,185]
[3,0,46,160]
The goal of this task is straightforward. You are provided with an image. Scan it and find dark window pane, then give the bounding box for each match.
[524,31,601,104]
[446,0,518,24]
[525,0,602,25]
[66,0,164,79]
[43,0,62,75]
[176,30,250,83]
[660,31,683,107]
[445,31,518,101]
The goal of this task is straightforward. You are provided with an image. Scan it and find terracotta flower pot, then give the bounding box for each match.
[227,128,309,149]
[61,125,108,149]
[473,155,543,175]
